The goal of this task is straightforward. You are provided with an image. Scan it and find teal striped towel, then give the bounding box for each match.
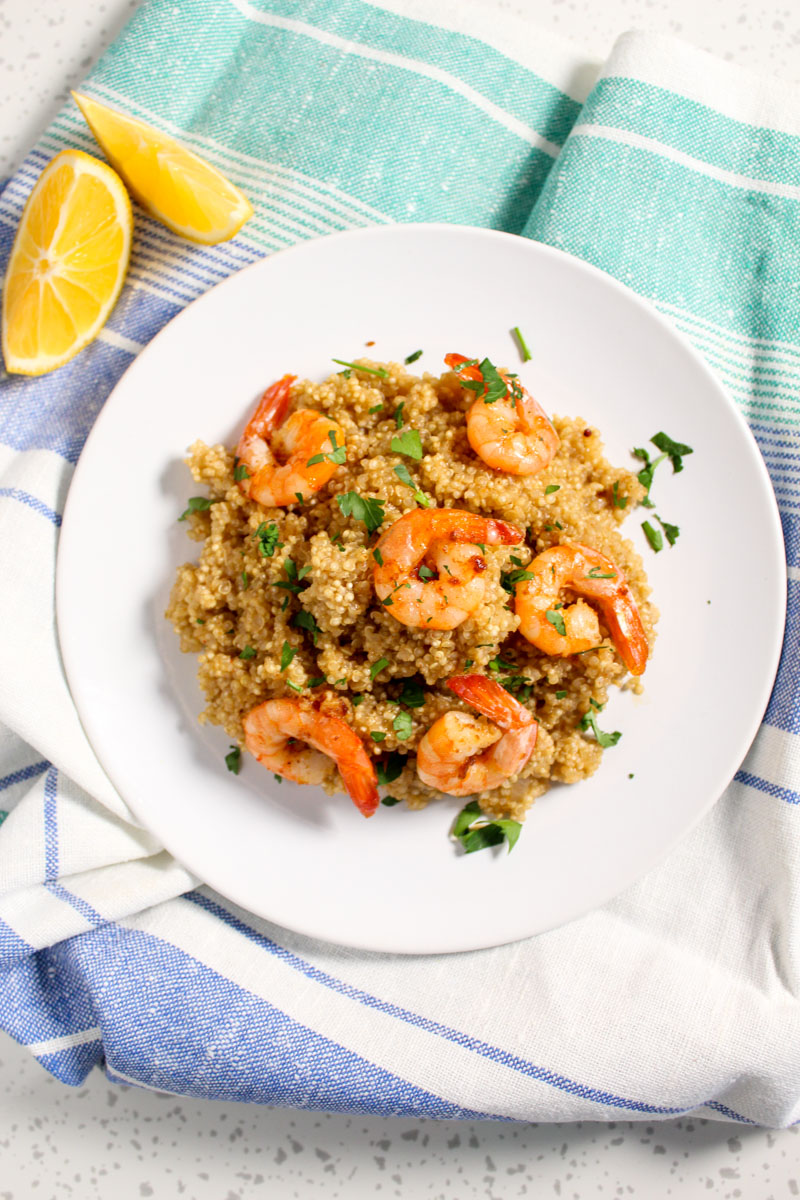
[1,1,798,1125]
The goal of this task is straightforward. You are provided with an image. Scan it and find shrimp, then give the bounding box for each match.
[514,543,648,675]
[372,507,523,630]
[445,352,559,476]
[236,374,346,507]
[416,675,538,796]
[243,696,379,817]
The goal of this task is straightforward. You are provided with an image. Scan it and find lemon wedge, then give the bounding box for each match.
[73,92,253,245]
[2,149,132,376]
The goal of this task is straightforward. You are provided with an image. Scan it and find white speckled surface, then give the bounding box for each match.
[2,0,800,1193]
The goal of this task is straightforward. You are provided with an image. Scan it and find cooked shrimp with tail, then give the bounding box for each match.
[372,507,523,630]
[445,352,559,476]
[236,374,346,507]
[243,696,379,817]
[515,543,648,675]
[416,675,538,796]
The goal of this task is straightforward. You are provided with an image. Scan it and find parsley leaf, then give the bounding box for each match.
[292,610,321,643]
[579,708,622,748]
[239,645,256,661]
[336,491,385,534]
[546,608,567,637]
[656,514,680,546]
[555,689,567,699]
[452,801,522,855]
[642,520,663,552]
[500,567,536,593]
[376,752,404,785]
[478,358,508,404]
[586,567,616,580]
[651,431,694,472]
[179,496,217,521]
[254,521,282,558]
[390,428,423,460]
[370,657,389,681]
[394,402,405,429]
[612,481,628,510]
[397,677,426,708]
[332,359,388,378]
[370,731,387,743]
[225,746,241,774]
[405,349,423,365]
[393,710,413,740]
[393,463,433,507]
[233,463,250,482]
[544,484,560,495]
[280,641,296,671]
[381,795,401,806]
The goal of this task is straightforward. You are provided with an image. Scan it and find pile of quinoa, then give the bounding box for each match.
[166,359,657,820]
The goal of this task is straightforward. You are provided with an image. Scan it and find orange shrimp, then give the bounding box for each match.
[236,374,346,507]
[514,543,648,675]
[416,675,538,796]
[372,507,523,630]
[243,697,379,817]
[445,352,559,476]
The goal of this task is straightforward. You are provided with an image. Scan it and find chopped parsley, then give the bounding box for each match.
[405,349,423,365]
[633,431,693,506]
[500,674,535,702]
[369,403,383,414]
[464,659,474,669]
[487,656,516,672]
[233,463,251,482]
[279,641,296,671]
[579,703,621,748]
[381,795,401,806]
[272,557,311,595]
[393,463,433,507]
[544,484,560,495]
[370,731,387,743]
[418,564,435,581]
[292,610,321,643]
[241,570,250,590]
[452,800,521,855]
[397,677,425,707]
[178,495,217,521]
[254,521,282,558]
[372,547,384,566]
[612,481,628,510]
[394,402,405,429]
[306,429,347,468]
[370,657,389,681]
[239,645,256,661]
[545,608,567,637]
[500,566,536,593]
[336,491,385,533]
[586,567,616,580]
[332,359,388,378]
[351,694,364,706]
[225,746,241,774]
[656,514,680,546]
[376,752,404,784]
[307,676,326,688]
[555,689,567,699]
[390,428,423,460]
[196,618,206,625]
[393,710,413,740]
[642,520,663,552]
[513,326,532,362]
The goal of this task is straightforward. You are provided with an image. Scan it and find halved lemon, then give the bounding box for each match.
[2,149,132,376]
[73,92,253,245]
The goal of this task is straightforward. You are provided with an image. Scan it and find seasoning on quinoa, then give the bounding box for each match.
[167,357,657,825]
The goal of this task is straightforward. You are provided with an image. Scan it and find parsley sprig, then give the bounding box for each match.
[254,522,282,558]
[336,491,385,534]
[178,495,218,521]
[452,800,522,855]
[579,700,621,748]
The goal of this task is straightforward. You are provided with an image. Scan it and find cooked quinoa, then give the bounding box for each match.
[166,360,657,821]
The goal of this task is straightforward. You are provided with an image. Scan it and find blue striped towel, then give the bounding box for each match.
[1,0,798,1125]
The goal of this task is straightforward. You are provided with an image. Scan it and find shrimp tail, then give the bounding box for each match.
[447,675,537,733]
[247,374,297,438]
[444,352,482,381]
[338,759,380,818]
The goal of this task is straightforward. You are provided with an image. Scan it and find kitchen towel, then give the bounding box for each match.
[1,0,799,1125]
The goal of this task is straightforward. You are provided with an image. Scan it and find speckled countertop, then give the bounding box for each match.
[2,1,800,1196]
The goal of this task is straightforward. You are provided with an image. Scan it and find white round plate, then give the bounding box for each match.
[57,225,786,954]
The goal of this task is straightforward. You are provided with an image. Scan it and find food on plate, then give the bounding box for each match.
[1,149,132,376]
[416,675,538,797]
[167,354,657,832]
[72,91,253,244]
